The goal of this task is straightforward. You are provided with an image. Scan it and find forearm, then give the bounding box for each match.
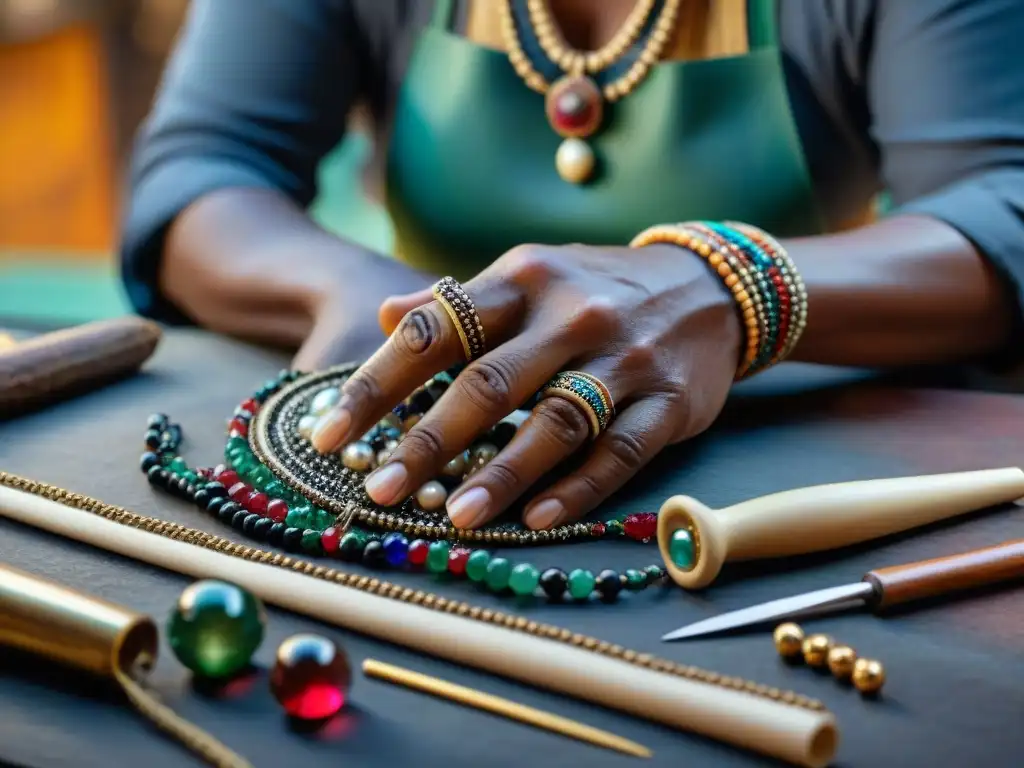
[162,187,352,348]
[788,215,1015,367]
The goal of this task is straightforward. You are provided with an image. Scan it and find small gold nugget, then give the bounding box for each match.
[773,622,805,659]
[827,645,858,681]
[801,634,833,668]
[852,658,886,695]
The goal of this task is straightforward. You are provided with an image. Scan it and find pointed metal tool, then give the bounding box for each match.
[662,539,1024,642]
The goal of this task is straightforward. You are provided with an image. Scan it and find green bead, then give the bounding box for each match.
[644,564,664,581]
[285,508,310,529]
[182,470,199,484]
[426,541,450,574]
[567,569,595,600]
[301,529,323,555]
[669,529,696,569]
[465,550,491,582]
[251,466,273,487]
[625,569,646,590]
[167,580,265,679]
[169,457,188,474]
[339,531,366,561]
[315,509,335,530]
[226,436,247,453]
[508,563,540,597]
[485,557,512,592]
[264,480,285,498]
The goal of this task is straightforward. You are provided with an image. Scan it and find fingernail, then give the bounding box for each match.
[447,487,492,529]
[524,499,565,530]
[311,408,351,453]
[364,462,408,505]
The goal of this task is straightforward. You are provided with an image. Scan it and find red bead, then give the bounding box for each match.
[321,527,341,554]
[228,482,252,502]
[240,398,259,414]
[407,539,430,567]
[592,522,607,537]
[623,513,658,541]
[544,75,603,138]
[447,547,471,576]
[271,634,351,720]
[246,492,269,515]
[216,468,240,488]
[228,419,248,437]
[267,499,289,523]
[196,467,213,479]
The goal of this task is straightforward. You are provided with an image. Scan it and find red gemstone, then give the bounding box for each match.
[270,635,351,720]
[321,526,341,554]
[216,468,240,487]
[246,492,269,515]
[545,76,603,138]
[447,547,471,576]
[592,522,607,537]
[240,398,259,414]
[267,499,289,523]
[553,91,594,131]
[407,539,430,567]
[228,418,248,437]
[228,482,252,502]
[623,513,658,541]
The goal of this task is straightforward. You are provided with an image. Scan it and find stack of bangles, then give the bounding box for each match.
[630,220,808,379]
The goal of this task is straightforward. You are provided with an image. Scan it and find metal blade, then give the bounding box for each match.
[661,581,875,642]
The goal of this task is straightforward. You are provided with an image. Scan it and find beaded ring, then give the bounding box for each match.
[138,365,677,605]
[540,370,615,438]
[432,276,487,361]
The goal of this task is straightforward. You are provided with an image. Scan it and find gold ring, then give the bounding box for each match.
[432,277,487,361]
[539,370,615,439]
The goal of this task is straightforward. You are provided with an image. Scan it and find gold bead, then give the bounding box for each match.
[827,645,858,681]
[852,658,886,694]
[772,622,805,658]
[801,634,833,668]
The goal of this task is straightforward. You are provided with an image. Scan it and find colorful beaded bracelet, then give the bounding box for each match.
[629,221,807,378]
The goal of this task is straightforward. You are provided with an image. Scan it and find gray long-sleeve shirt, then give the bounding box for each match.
[122,0,1024,354]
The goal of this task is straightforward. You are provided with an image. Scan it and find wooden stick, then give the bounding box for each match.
[362,659,651,759]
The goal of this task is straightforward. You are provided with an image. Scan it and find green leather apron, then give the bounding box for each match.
[386,0,821,280]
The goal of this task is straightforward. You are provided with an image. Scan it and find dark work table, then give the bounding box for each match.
[0,327,1021,768]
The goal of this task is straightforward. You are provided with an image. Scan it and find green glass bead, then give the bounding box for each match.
[182,470,199,484]
[339,531,366,561]
[567,569,595,600]
[508,563,540,597]
[169,457,188,474]
[301,529,323,555]
[485,558,512,592]
[669,529,696,569]
[264,480,285,498]
[625,569,646,590]
[426,541,450,574]
[644,564,664,581]
[285,508,310,529]
[465,550,491,582]
[226,436,247,453]
[315,509,335,530]
[251,465,273,487]
[168,580,265,679]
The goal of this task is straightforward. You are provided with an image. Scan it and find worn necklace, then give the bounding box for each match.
[138,365,688,605]
[501,0,682,183]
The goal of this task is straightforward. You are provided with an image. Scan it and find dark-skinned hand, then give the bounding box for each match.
[311,243,742,531]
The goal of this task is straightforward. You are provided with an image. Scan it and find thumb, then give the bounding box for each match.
[378,286,434,335]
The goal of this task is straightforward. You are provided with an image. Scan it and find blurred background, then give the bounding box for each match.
[0,0,391,326]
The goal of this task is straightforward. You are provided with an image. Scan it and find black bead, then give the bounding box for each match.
[282,527,304,552]
[146,465,169,487]
[539,568,569,601]
[242,513,262,536]
[361,539,387,568]
[165,424,183,444]
[252,517,274,541]
[206,496,227,516]
[143,430,163,450]
[140,452,161,472]
[267,522,287,547]
[491,420,518,449]
[338,534,364,562]
[193,488,211,509]
[203,482,228,499]
[231,510,249,530]
[146,413,169,430]
[175,476,192,497]
[218,501,242,524]
[595,569,622,602]
[157,440,175,454]
[408,388,434,414]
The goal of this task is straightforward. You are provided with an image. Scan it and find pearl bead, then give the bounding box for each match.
[309,388,340,416]
[297,415,318,440]
[555,138,595,184]
[416,480,448,511]
[471,443,499,464]
[442,452,469,478]
[341,441,375,472]
[773,622,805,659]
[376,449,393,465]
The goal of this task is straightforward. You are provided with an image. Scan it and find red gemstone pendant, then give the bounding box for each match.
[545,75,603,139]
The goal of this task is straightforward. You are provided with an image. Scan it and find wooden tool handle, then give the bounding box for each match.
[865,539,1024,609]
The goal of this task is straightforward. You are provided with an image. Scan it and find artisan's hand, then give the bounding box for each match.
[312,243,742,530]
[293,254,437,371]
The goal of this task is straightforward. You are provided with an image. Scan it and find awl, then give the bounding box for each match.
[662,539,1024,642]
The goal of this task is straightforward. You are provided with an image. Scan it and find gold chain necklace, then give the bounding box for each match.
[500,0,682,184]
[0,471,825,714]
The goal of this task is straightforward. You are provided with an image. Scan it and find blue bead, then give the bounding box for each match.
[383,532,409,566]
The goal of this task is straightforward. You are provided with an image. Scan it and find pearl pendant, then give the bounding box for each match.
[555,138,595,184]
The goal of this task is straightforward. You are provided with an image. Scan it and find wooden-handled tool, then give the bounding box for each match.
[663,539,1024,640]
[657,468,1024,590]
